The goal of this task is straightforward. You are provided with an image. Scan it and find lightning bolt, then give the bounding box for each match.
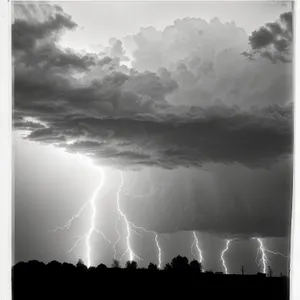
[85,174,106,268]
[113,171,162,268]
[191,231,204,264]
[52,169,110,268]
[114,171,142,263]
[52,201,90,232]
[255,238,269,274]
[253,237,288,274]
[221,239,232,274]
[264,249,288,258]
[113,213,122,260]
[129,222,162,269]
[155,233,162,269]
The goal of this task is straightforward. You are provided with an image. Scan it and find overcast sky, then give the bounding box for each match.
[13,1,293,274]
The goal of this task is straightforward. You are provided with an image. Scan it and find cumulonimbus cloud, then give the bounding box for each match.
[13,3,294,239]
[13,4,293,171]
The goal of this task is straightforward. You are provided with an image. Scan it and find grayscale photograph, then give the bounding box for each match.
[11,1,294,299]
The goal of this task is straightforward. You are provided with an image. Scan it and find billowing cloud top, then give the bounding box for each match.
[13,4,293,171]
[242,11,293,63]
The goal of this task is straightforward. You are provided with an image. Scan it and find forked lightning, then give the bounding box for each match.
[52,169,111,267]
[254,237,288,274]
[113,171,162,268]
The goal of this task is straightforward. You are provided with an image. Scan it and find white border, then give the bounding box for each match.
[290,1,299,299]
[10,0,295,3]
[0,0,12,299]
[0,1,298,299]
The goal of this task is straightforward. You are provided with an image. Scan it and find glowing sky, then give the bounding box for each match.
[13,1,292,274]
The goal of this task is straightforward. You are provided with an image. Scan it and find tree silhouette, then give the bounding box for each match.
[190,259,202,272]
[97,263,107,270]
[148,262,158,270]
[164,263,172,271]
[76,258,87,271]
[171,255,189,271]
[125,260,138,270]
[111,259,120,268]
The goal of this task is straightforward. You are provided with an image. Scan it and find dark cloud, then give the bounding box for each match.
[24,103,292,170]
[16,43,97,73]
[13,120,46,130]
[13,3,99,96]
[242,11,293,63]
[12,6,77,52]
[12,4,293,239]
[12,5,293,170]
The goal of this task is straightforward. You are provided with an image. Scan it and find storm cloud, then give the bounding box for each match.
[242,11,293,63]
[13,5,293,170]
[13,4,293,239]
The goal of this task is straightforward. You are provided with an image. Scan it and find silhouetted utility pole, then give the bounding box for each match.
[268,266,273,277]
[241,266,245,275]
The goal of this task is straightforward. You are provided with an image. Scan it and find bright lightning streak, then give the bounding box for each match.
[221,239,232,274]
[253,237,288,274]
[255,238,268,274]
[191,231,204,264]
[115,171,141,262]
[130,222,162,269]
[155,233,162,269]
[114,171,162,268]
[86,171,105,268]
[52,169,110,268]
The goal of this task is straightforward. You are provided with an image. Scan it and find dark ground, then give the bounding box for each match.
[12,257,289,300]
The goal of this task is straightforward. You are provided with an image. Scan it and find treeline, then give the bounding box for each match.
[12,256,289,300]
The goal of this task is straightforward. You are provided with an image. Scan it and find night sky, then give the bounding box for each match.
[13,1,293,275]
